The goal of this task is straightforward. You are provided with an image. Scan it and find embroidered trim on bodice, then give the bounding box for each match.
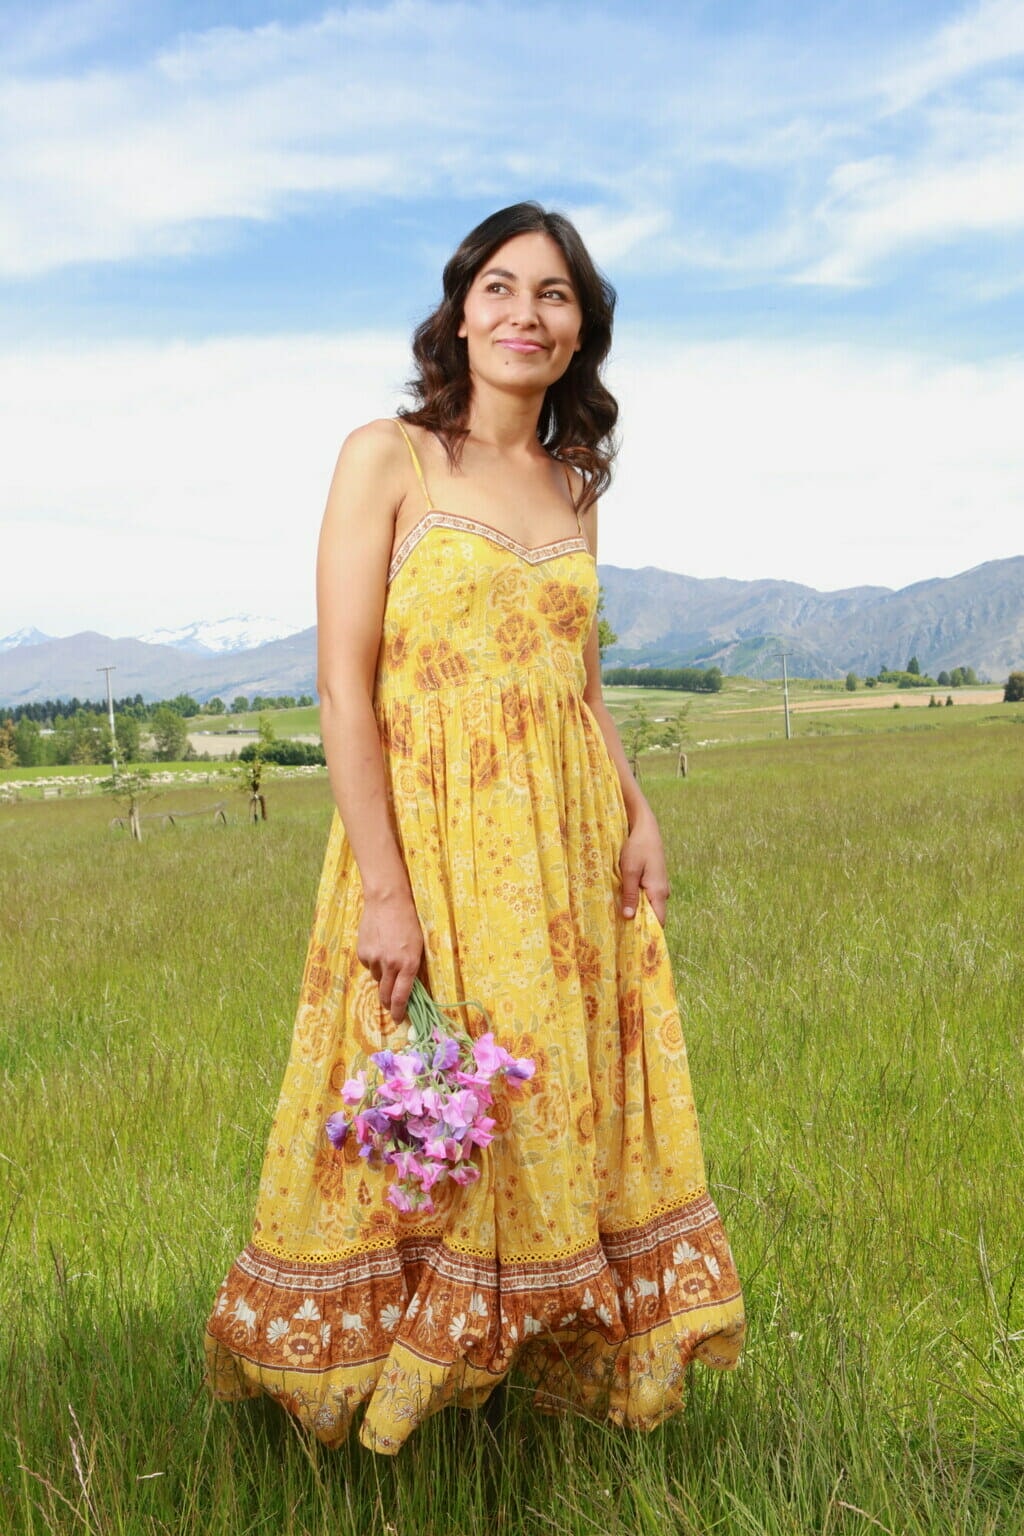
[387,513,590,585]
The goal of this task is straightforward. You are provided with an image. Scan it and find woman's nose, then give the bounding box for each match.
[508,292,540,326]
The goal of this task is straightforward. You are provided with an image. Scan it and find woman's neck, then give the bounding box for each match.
[465,383,546,455]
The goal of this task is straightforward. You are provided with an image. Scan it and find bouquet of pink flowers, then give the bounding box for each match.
[326,978,534,1214]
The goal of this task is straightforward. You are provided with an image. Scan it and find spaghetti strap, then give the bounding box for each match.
[563,462,586,541]
[394,420,434,512]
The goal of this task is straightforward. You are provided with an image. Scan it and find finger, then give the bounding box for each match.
[389,965,417,1024]
[620,864,641,919]
[643,879,669,927]
[377,963,396,1015]
[357,946,382,982]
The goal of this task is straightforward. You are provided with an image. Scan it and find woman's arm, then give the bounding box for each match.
[579,506,671,926]
[316,420,423,1021]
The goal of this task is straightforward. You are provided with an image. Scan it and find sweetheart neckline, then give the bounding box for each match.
[387,511,592,585]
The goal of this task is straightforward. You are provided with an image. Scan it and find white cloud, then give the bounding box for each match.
[4,0,1022,291]
[800,138,1024,286]
[3,326,1022,637]
[881,0,1024,111]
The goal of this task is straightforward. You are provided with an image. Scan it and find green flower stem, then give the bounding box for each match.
[404,977,490,1050]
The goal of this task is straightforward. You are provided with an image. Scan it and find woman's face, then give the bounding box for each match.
[457,231,583,396]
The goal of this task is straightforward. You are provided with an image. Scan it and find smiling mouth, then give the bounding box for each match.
[497,339,547,353]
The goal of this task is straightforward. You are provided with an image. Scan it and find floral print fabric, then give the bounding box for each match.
[204,520,745,1453]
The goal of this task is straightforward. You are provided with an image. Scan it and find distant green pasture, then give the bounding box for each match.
[190,705,321,735]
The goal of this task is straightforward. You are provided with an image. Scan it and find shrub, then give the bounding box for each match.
[1004,671,1024,703]
[238,739,325,766]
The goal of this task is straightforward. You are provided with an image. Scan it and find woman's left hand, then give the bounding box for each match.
[619,807,670,926]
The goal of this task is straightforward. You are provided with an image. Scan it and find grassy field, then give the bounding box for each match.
[2,717,1022,1535]
[189,705,321,736]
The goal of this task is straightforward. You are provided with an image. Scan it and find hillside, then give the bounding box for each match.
[2,555,1022,704]
[599,556,1024,680]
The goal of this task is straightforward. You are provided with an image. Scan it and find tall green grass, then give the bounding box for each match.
[1,723,1022,1535]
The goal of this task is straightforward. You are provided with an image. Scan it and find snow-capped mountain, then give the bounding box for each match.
[0,626,51,651]
[137,616,305,654]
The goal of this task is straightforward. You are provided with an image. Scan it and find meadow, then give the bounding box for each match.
[1,711,1022,1535]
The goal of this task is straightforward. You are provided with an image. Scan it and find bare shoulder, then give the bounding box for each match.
[335,417,407,475]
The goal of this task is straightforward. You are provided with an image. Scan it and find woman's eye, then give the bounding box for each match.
[542,289,570,302]
[485,281,510,294]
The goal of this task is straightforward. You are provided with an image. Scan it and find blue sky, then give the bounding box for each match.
[3,0,1023,635]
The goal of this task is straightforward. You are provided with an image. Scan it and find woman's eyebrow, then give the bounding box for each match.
[481,266,574,288]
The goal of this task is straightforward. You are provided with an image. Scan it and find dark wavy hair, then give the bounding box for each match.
[399,203,618,509]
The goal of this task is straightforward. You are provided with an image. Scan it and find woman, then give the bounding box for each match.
[205,203,745,1454]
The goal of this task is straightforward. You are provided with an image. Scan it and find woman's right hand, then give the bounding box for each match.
[356,888,424,1023]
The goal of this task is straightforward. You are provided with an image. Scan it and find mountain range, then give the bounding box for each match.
[2,557,1022,706]
[599,555,1024,679]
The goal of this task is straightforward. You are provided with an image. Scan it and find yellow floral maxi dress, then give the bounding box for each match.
[204,448,746,1454]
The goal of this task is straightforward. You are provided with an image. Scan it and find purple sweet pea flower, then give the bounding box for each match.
[371,1049,398,1073]
[432,1037,460,1072]
[325,1112,349,1148]
[506,1056,535,1083]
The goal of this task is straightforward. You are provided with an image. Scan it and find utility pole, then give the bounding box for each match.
[777,651,793,740]
[98,665,118,776]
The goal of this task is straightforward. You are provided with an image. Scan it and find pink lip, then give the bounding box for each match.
[497,339,546,353]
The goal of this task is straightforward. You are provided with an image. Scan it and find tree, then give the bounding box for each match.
[114,713,142,762]
[151,705,189,761]
[104,768,157,842]
[845,672,857,692]
[656,705,691,776]
[907,655,920,676]
[1004,671,1024,703]
[0,719,15,768]
[206,697,226,715]
[13,716,42,766]
[239,753,268,823]
[69,708,110,765]
[620,704,655,779]
[297,694,314,707]
[601,665,721,693]
[949,667,965,688]
[596,587,617,660]
[936,670,951,687]
[258,712,277,747]
[232,696,249,714]
[165,693,200,717]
